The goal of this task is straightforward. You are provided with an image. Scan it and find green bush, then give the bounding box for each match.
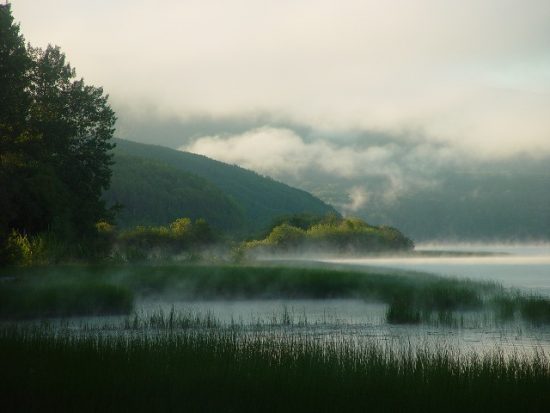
[116,217,217,261]
[244,216,414,255]
[4,230,34,265]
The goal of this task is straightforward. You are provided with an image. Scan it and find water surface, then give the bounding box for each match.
[322,244,550,295]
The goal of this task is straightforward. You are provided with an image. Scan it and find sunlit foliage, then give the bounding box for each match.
[245,215,414,255]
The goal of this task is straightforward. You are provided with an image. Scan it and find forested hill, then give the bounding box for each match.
[103,154,245,231]
[105,139,338,234]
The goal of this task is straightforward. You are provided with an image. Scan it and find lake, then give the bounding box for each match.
[322,243,550,295]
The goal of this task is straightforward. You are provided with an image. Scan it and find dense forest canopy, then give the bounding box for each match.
[0,5,116,263]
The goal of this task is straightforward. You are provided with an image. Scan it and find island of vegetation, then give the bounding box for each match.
[243,214,414,257]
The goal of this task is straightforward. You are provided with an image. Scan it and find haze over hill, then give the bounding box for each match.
[103,137,550,241]
[298,162,550,241]
[104,139,338,235]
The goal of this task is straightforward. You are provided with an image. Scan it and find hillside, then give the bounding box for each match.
[103,154,245,231]
[106,139,338,234]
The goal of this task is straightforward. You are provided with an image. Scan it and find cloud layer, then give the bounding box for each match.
[184,127,449,210]
[186,127,398,178]
[12,0,550,158]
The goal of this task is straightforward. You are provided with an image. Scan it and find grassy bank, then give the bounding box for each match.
[0,264,494,318]
[0,274,133,319]
[1,263,549,324]
[0,324,549,413]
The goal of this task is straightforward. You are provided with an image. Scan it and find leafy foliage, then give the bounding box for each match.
[0,5,116,264]
[116,217,217,261]
[245,215,414,255]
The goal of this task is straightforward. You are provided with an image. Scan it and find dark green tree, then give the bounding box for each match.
[0,4,31,136]
[0,4,34,262]
[27,45,116,237]
[0,4,116,263]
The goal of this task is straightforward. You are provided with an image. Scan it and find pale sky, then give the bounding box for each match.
[11,0,550,181]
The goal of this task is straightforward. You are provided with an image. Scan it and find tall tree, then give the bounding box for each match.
[0,4,116,262]
[0,4,34,261]
[28,45,116,236]
[0,4,31,138]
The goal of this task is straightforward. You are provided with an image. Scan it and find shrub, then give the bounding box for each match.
[4,230,33,265]
[244,216,414,255]
[116,217,217,261]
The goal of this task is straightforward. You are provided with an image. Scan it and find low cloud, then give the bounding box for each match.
[184,128,313,176]
[185,127,398,178]
[341,187,370,214]
[184,127,448,205]
[13,0,550,159]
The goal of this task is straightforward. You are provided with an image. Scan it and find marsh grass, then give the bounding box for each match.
[121,307,221,330]
[491,294,550,325]
[1,264,550,325]
[0,276,133,319]
[1,321,549,413]
[386,295,421,324]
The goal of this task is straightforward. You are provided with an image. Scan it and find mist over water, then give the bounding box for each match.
[322,244,550,295]
[7,244,550,356]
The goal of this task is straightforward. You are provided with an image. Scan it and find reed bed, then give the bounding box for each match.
[1,313,550,413]
[1,264,550,325]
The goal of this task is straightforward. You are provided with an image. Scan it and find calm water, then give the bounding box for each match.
[323,244,550,295]
[132,297,550,355]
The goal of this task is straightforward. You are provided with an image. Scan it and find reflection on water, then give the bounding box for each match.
[31,297,550,357]
[322,244,550,295]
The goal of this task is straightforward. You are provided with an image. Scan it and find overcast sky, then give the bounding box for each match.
[11,0,550,207]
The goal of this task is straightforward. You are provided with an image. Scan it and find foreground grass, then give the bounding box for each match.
[0,324,549,413]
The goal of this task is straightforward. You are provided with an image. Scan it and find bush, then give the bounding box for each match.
[266,224,306,248]
[4,230,33,265]
[244,216,414,256]
[116,217,217,261]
